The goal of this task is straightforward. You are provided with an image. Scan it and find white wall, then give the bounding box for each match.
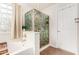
[41,4,78,54]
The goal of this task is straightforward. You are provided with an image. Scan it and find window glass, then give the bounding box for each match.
[0,3,13,32]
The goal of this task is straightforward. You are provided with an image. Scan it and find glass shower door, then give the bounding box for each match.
[34,9,49,48]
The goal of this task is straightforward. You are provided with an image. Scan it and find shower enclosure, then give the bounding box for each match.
[24,9,49,48]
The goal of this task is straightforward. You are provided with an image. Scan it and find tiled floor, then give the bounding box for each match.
[40,46,74,55]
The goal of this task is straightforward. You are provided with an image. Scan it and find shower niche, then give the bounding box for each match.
[24,9,49,48]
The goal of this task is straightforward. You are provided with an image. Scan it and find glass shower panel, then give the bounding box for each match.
[34,10,41,32]
[25,12,32,31]
[40,14,49,48]
[34,9,49,48]
[25,9,49,48]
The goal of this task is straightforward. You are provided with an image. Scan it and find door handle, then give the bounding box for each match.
[75,18,79,23]
[57,30,61,32]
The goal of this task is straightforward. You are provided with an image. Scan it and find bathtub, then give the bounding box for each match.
[7,39,35,55]
[7,31,36,55]
[7,40,35,55]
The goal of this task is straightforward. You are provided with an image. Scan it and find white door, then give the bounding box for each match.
[57,9,63,48]
[57,5,77,53]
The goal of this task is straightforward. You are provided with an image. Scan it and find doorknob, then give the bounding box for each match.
[75,18,79,23]
[57,30,61,32]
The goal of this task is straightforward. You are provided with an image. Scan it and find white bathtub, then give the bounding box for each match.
[7,31,36,55]
[7,41,34,55]
[7,39,35,55]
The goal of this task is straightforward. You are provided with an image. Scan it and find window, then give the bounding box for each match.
[0,3,13,32]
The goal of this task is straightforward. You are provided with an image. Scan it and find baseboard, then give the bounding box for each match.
[50,44,57,48]
[40,44,77,55]
[50,45,76,55]
[59,48,77,55]
[40,44,50,52]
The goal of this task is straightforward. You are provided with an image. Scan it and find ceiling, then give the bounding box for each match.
[19,3,55,10]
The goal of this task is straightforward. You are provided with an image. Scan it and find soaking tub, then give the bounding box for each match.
[7,40,35,55]
[7,31,36,55]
